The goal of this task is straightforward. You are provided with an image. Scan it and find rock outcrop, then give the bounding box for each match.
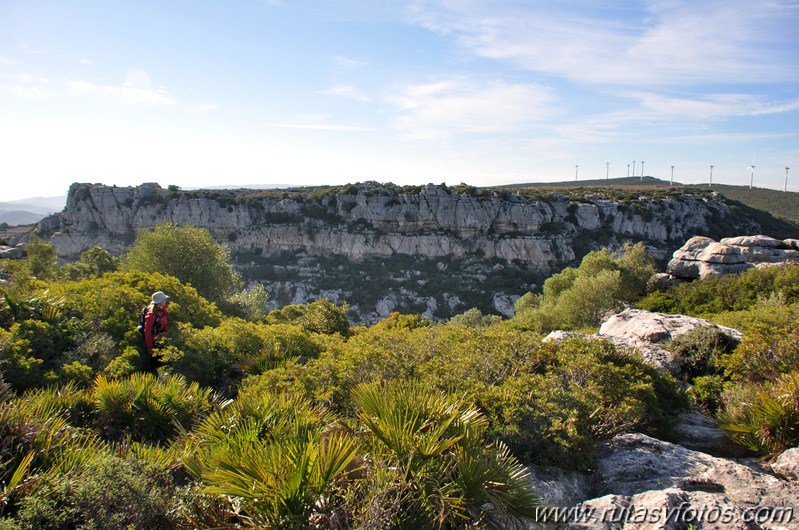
[35,182,756,265]
[667,235,799,280]
[20,182,770,322]
[560,434,799,530]
[544,308,741,376]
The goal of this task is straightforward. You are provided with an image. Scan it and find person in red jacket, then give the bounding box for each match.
[142,291,170,372]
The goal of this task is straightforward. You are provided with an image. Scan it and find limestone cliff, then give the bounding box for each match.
[34,181,764,322]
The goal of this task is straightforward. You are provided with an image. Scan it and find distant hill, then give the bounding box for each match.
[500,176,675,189]
[701,184,799,230]
[0,196,66,226]
[500,177,799,239]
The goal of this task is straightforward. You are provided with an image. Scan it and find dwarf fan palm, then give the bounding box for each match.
[352,379,542,529]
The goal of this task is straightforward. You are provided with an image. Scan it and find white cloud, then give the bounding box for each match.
[66,69,177,107]
[333,55,365,69]
[0,57,20,65]
[408,0,799,87]
[630,91,799,118]
[387,78,554,140]
[1,74,49,99]
[321,85,372,102]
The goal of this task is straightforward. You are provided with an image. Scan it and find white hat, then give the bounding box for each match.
[152,291,170,304]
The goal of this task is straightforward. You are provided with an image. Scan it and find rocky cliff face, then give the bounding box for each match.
[34,182,764,322]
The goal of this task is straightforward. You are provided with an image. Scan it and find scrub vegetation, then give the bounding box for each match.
[0,222,796,527]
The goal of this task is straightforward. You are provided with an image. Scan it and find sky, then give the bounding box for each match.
[1,0,798,202]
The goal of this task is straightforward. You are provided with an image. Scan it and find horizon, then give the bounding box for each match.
[1,1,798,202]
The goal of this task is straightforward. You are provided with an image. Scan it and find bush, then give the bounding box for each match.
[719,322,799,383]
[667,326,739,381]
[720,372,799,456]
[123,222,242,303]
[11,455,181,529]
[513,243,655,331]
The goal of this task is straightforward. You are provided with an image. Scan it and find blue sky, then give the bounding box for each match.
[1,0,798,201]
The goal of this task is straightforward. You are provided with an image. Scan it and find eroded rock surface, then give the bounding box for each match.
[668,235,799,280]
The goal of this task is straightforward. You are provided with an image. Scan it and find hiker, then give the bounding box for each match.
[140,291,170,372]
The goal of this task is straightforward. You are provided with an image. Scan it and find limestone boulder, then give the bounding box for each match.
[560,433,799,530]
[599,308,742,345]
[771,448,799,481]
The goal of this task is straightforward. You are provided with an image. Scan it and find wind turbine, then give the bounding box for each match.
[748,156,757,189]
[606,162,610,179]
[640,161,645,179]
[670,165,675,186]
[709,165,713,187]
[785,167,790,192]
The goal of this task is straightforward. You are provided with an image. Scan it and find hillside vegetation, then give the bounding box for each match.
[0,223,798,527]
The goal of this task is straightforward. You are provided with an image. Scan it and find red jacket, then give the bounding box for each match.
[143,305,169,355]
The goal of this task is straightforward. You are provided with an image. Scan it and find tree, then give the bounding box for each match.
[21,237,58,280]
[123,223,242,302]
[513,243,656,331]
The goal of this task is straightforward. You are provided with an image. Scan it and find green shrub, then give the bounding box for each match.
[92,372,215,443]
[690,375,725,413]
[11,455,181,529]
[719,322,799,383]
[667,326,738,381]
[720,372,799,456]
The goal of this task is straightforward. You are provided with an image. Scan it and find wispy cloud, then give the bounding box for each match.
[408,0,799,87]
[630,91,799,118]
[333,55,365,70]
[387,77,554,140]
[1,74,49,99]
[320,84,372,102]
[67,80,176,107]
[65,69,176,107]
[0,57,20,65]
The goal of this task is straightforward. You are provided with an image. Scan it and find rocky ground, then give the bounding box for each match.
[536,308,798,530]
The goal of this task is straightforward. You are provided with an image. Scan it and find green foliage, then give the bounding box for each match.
[351,379,543,528]
[20,237,58,280]
[169,318,321,388]
[719,322,799,383]
[639,264,799,315]
[218,283,270,321]
[8,454,180,530]
[247,323,685,471]
[449,308,502,328]
[513,243,655,331]
[60,246,118,280]
[720,373,799,456]
[267,298,351,336]
[690,375,725,413]
[123,222,243,302]
[183,387,358,528]
[667,326,739,381]
[91,372,215,443]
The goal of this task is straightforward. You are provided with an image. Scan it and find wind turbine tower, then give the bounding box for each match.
[709,165,713,187]
[749,165,755,189]
[640,161,645,179]
[670,165,675,186]
[606,162,609,179]
[786,167,791,192]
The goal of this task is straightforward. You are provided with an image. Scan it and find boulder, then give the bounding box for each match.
[667,237,756,280]
[0,245,25,259]
[560,433,799,530]
[599,308,742,345]
[673,410,749,457]
[771,448,799,481]
[720,235,782,248]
